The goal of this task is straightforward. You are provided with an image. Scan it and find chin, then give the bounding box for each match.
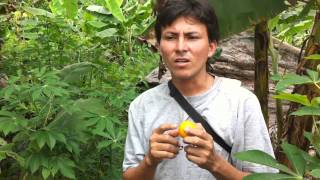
[170,72,194,81]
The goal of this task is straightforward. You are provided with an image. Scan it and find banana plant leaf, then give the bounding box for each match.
[209,0,288,39]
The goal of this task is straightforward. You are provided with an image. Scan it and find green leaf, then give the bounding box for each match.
[86,5,110,15]
[58,62,100,84]
[23,7,54,18]
[60,166,75,179]
[0,117,20,136]
[31,131,47,149]
[49,0,78,19]
[311,132,320,155]
[268,15,280,30]
[96,28,118,38]
[87,21,108,28]
[243,173,298,180]
[58,158,76,179]
[42,168,51,179]
[281,143,305,176]
[234,150,297,176]
[210,0,287,39]
[275,73,313,91]
[305,54,320,60]
[76,98,108,115]
[46,132,56,150]
[299,149,320,171]
[298,0,315,20]
[0,143,13,151]
[291,106,320,116]
[0,152,6,161]
[62,0,78,19]
[97,141,112,151]
[306,69,319,82]
[273,92,311,106]
[69,141,81,156]
[0,110,17,117]
[50,131,66,144]
[311,97,320,106]
[105,0,125,22]
[27,154,41,174]
[310,169,320,178]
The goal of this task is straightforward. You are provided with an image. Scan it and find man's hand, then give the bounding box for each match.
[145,123,180,167]
[183,123,217,171]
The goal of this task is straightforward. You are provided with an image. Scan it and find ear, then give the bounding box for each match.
[208,41,217,58]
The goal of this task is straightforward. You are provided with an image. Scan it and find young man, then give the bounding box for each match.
[123,0,276,179]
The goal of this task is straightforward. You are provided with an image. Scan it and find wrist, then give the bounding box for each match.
[210,153,223,173]
[144,153,159,168]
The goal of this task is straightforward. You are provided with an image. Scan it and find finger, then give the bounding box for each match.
[186,153,206,166]
[183,136,208,148]
[184,145,211,158]
[150,150,177,159]
[185,125,211,140]
[153,123,178,134]
[151,143,180,154]
[166,128,179,137]
[151,133,179,146]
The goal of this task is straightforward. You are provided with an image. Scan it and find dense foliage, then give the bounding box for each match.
[0,0,157,179]
[0,0,319,180]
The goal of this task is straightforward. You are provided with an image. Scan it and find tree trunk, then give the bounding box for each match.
[254,20,270,128]
[278,11,320,164]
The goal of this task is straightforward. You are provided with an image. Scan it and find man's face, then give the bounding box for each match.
[159,16,216,81]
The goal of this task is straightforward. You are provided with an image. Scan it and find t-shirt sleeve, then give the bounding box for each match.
[122,101,146,172]
[234,92,278,173]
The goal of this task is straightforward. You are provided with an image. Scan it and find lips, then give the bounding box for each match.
[175,58,190,63]
[173,58,190,68]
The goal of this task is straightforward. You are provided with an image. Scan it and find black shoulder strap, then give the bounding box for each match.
[168,80,232,153]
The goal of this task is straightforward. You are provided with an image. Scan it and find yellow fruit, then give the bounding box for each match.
[178,120,196,138]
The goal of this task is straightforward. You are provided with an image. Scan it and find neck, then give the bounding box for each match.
[171,73,214,96]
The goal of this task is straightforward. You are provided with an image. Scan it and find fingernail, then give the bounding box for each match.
[185,127,190,132]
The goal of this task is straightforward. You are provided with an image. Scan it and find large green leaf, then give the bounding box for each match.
[275,73,313,91]
[305,54,320,61]
[96,28,118,38]
[49,0,78,19]
[58,62,100,84]
[62,0,78,19]
[281,143,305,176]
[75,98,108,115]
[244,173,298,180]
[86,5,111,15]
[310,169,320,178]
[105,0,125,22]
[57,157,76,179]
[210,0,287,39]
[234,150,297,176]
[273,92,311,106]
[23,7,55,18]
[291,106,320,116]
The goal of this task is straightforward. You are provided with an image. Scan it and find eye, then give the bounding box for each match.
[187,35,200,40]
[163,35,176,40]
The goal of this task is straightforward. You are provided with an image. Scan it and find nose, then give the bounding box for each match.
[176,36,187,52]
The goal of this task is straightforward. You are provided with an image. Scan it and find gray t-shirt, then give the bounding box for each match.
[123,76,276,180]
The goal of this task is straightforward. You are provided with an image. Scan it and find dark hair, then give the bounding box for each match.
[154,0,220,43]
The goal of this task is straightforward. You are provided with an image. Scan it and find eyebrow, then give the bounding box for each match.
[163,31,200,35]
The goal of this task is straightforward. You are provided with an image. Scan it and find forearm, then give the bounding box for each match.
[210,154,250,180]
[123,156,158,180]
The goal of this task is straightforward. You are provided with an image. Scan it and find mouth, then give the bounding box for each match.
[174,58,190,64]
